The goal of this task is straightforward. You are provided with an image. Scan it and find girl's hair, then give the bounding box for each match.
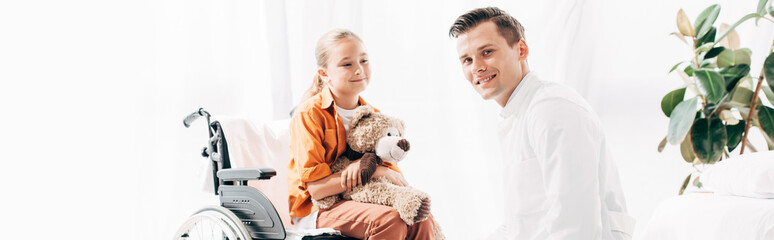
[300,29,364,103]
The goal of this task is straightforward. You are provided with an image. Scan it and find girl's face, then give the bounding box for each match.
[319,38,370,98]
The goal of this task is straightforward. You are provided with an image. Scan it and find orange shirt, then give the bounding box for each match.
[287,85,401,219]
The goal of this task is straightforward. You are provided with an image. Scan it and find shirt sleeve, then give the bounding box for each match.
[528,98,604,239]
[290,109,333,188]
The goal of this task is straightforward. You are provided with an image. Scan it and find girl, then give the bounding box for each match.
[287,29,436,239]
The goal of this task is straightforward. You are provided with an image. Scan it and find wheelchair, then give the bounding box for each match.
[174,108,356,240]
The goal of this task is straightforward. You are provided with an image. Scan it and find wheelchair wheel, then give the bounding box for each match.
[175,206,251,240]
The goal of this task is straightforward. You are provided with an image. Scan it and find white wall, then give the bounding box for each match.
[1,0,771,239]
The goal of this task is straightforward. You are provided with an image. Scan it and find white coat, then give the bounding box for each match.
[489,72,635,240]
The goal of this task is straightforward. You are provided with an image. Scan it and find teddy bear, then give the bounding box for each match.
[311,106,443,239]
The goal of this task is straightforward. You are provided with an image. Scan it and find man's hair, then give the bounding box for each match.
[448,7,525,46]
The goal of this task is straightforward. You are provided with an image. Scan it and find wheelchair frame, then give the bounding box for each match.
[176,108,286,240]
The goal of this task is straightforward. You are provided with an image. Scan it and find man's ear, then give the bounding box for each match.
[517,39,529,61]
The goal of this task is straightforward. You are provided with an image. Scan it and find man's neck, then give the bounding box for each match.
[496,68,530,108]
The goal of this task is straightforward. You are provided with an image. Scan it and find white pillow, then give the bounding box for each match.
[700,151,774,199]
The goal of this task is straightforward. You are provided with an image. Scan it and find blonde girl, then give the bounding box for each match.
[287,29,436,239]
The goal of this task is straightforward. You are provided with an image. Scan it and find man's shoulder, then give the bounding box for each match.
[530,80,585,102]
[524,80,599,124]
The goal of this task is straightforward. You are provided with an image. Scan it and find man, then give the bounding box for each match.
[449,7,635,239]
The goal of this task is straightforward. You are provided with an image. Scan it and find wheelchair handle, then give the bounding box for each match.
[183,108,210,128]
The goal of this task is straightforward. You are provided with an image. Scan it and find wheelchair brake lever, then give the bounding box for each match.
[201,147,209,157]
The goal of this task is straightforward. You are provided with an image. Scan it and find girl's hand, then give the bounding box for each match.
[340,160,362,190]
[373,166,408,186]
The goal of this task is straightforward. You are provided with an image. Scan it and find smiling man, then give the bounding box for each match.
[450,7,635,240]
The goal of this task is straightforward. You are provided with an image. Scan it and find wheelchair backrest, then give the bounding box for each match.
[210,120,287,239]
[214,118,293,227]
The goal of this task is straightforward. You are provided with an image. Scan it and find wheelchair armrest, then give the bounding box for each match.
[217,168,277,181]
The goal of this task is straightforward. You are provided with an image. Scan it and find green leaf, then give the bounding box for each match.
[763,82,774,105]
[765,52,774,94]
[685,65,696,77]
[757,106,774,143]
[671,32,690,46]
[690,117,727,164]
[759,0,770,16]
[668,97,700,144]
[730,86,754,107]
[705,46,726,59]
[662,88,687,117]
[715,13,761,49]
[700,61,716,69]
[670,61,686,73]
[677,9,694,37]
[695,70,727,103]
[696,39,716,53]
[717,48,752,68]
[770,5,774,18]
[679,173,692,195]
[719,23,740,50]
[696,27,717,49]
[658,136,668,152]
[680,132,696,162]
[721,64,751,91]
[726,119,745,152]
[694,5,721,42]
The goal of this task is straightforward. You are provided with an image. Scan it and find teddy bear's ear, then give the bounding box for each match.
[393,118,406,135]
[349,105,374,129]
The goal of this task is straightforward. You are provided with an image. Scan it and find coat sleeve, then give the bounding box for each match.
[528,98,604,239]
[289,109,333,188]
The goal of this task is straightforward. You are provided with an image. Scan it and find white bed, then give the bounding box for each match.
[642,192,774,240]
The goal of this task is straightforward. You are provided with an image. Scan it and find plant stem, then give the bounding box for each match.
[711,14,765,49]
[738,36,774,154]
[740,73,764,154]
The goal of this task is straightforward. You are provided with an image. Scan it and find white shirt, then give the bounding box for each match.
[490,72,635,240]
[335,104,357,132]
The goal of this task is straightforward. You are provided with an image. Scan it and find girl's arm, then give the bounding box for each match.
[307,159,365,200]
[372,165,407,186]
[307,164,407,200]
[306,171,347,200]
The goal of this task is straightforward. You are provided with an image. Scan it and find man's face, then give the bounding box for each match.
[456,21,527,107]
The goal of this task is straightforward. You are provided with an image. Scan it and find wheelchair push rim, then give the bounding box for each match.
[174,205,251,240]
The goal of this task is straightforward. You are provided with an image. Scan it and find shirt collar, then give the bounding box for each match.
[320,85,369,110]
[500,71,535,118]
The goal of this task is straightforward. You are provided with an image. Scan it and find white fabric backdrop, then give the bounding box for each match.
[1,0,771,239]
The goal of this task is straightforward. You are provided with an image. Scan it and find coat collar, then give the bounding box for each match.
[500,71,537,118]
[320,85,369,110]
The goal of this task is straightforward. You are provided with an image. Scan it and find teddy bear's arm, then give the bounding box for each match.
[359,152,383,184]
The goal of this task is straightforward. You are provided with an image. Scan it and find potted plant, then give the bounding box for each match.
[658,0,774,194]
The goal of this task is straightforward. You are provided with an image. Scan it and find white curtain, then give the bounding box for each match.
[2,0,771,239]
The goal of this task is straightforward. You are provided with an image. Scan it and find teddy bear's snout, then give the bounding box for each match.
[376,136,410,162]
[397,139,410,151]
